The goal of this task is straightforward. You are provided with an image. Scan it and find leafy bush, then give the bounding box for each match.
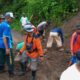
[0,0,79,30]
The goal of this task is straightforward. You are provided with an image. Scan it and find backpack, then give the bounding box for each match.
[16,41,24,50]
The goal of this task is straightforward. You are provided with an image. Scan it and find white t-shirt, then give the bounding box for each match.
[60,63,80,80]
[20,17,28,27]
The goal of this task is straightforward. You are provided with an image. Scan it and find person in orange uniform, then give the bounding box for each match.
[18,25,44,80]
[69,24,80,65]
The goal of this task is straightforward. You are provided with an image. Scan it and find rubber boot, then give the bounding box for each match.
[8,70,14,77]
[18,62,26,76]
[0,65,5,73]
[31,71,36,80]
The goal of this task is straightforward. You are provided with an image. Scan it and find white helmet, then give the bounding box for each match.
[24,25,34,32]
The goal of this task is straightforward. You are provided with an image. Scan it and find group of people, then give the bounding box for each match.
[19,13,80,80]
[0,12,80,80]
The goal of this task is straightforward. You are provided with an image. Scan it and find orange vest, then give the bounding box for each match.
[70,32,80,54]
[20,35,43,58]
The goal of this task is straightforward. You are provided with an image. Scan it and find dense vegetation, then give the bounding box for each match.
[0,0,79,30]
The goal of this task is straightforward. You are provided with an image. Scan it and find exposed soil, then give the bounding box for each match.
[1,12,80,80]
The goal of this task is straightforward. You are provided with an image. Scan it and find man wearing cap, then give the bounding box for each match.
[69,24,80,65]
[18,25,44,80]
[0,14,4,23]
[60,51,80,80]
[37,21,50,39]
[0,12,14,76]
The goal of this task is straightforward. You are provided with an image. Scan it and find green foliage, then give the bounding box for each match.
[26,0,78,25]
[11,19,21,31]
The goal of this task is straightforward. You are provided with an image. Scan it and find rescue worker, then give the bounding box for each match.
[20,13,29,29]
[46,27,64,51]
[37,21,50,39]
[14,25,37,76]
[18,25,44,80]
[60,51,80,80]
[69,24,80,65]
[0,12,14,76]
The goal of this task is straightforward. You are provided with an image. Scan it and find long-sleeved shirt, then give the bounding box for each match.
[70,31,80,54]
[20,34,43,58]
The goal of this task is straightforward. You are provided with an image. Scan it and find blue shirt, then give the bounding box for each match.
[70,55,78,64]
[0,20,13,48]
[50,27,64,43]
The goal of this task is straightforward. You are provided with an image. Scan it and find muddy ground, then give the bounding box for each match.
[0,12,80,80]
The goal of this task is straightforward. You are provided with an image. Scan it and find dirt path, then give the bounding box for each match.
[1,12,80,80]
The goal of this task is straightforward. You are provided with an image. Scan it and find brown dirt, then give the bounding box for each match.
[1,12,80,80]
